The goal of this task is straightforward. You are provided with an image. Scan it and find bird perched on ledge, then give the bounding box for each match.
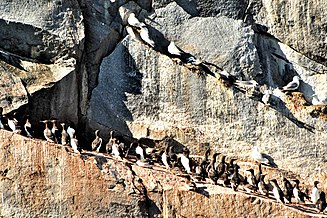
[167,41,216,78]
[91,129,102,152]
[280,76,300,92]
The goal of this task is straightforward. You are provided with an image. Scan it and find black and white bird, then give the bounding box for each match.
[196,148,211,180]
[60,123,69,145]
[7,113,18,132]
[135,143,146,160]
[311,181,320,205]
[111,139,123,158]
[127,13,146,28]
[216,155,227,181]
[317,191,326,213]
[70,132,79,153]
[91,130,102,152]
[179,148,191,174]
[292,179,306,204]
[167,41,216,77]
[226,158,238,177]
[106,130,116,154]
[0,107,5,129]
[281,76,300,92]
[230,165,241,191]
[217,70,236,87]
[66,123,75,142]
[246,169,257,188]
[283,177,293,203]
[258,174,269,197]
[51,119,61,143]
[270,179,285,204]
[161,145,171,170]
[206,152,220,185]
[24,117,33,138]
[138,27,155,48]
[41,120,55,142]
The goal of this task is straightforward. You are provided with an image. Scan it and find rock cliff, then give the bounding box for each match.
[0,0,326,217]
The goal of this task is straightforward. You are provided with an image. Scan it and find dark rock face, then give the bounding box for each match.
[0,0,326,216]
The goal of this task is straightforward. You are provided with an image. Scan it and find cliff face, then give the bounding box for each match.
[0,0,326,217]
[0,130,322,217]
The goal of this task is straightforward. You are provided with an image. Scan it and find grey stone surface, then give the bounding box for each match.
[88,2,327,183]
[0,0,84,63]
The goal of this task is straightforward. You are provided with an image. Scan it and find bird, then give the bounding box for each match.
[283,177,293,203]
[168,145,178,168]
[292,179,306,204]
[66,123,75,141]
[60,123,69,145]
[217,70,236,87]
[70,132,79,153]
[51,119,61,143]
[167,41,216,77]
[206,152,220,185]
[106,130,117,154]
[262,89,272,106]
[311,94,327,105]
[311,181,320,205]
[255,163,263,183]
[135,143,146,160]
[258,174,269,197]
[91,130,102,152]
[0,107,5,129]
[197,148,211,180]
[138,27,155,48]
[24,117,33,138]
[230,165,241,191]
[179,148,191,174]
[234,80,259,91]
[7,113,18,132]
[111,139,123,158]
[216,155,227,181]
[226,158,238,177]
[41,120,55,142]
[127,13,146,28]
[317,191,326,213]
[270,179,285,204]
[281,76,300,92]
[167,41,184,57]
[161,145,171,170]
[251,146,277,168]
[246,169,257,188]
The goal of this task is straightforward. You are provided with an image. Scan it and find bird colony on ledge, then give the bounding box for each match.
[0,10,327,216]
